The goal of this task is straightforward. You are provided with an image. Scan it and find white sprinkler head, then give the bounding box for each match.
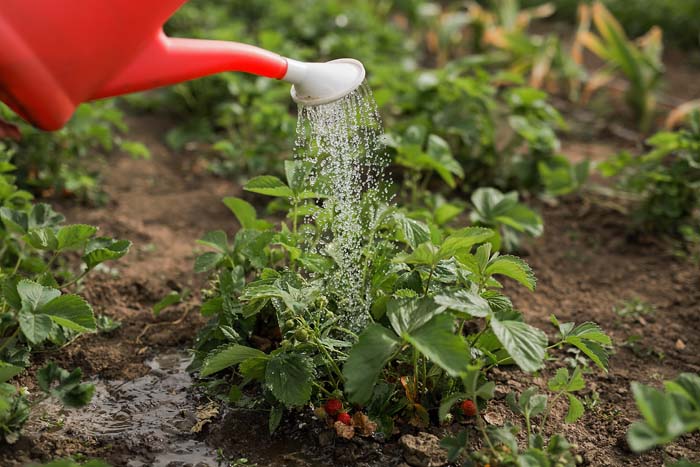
[283,58,366,106]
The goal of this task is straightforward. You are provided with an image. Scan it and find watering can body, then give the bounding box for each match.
[0,0,289,130]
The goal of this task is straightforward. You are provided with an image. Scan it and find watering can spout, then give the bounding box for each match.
[93,32,289,100]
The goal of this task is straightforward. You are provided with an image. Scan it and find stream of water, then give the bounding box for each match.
[294,81,389,329]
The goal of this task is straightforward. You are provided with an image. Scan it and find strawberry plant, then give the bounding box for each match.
[0,175,130,443]
[0,362,95,444]
[627,372,700,454]
[0,101,148,202]
[599,110,700,236]
[469,187,543,251]
[192,164,610,451]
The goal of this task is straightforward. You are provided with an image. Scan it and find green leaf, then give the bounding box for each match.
[565,393,585,423]
[56,224,98,251]
[265,352,314,407]
[222,197,272,230]
[200,344,267,377]
[24,227,58,251]
[17,280,60,313]
[434,289,491,318]
[0,362,23,383]
[548,367,585,393]
[564,322,611,371]
[485,255,536,291]
[440,430,468,462]
[28,203,64,229]
[197,230,228,253]
[491,318,547,372]
[41,295,96,333]
[439,227,494,260]
[405,314,469,377]
[83,238,131,270]
[394,214,431,249]
[153,291,186,316]
[269,405,284,434]
[36,362,94,408]
[0,207,28,233]
[387,297,443,335]
[18,313,53,345]
[244,175,294,198]
[2,277,21,310]
[398,242,439,267]
[194,252,224,273]
[434,203,463,226]
[344,324,401,405]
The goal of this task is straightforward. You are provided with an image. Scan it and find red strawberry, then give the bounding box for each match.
[324,398,343,416]
[461,400,477,417]
[336,412,352,426]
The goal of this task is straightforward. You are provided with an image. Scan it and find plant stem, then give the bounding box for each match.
[412,347,420,398]
[475,402,498,457]
[61,270,88,289]
[314,337,344,384]
[423,265,435,297]
[540,392,564,433]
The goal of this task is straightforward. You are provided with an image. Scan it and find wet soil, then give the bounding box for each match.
[1,112,700,466]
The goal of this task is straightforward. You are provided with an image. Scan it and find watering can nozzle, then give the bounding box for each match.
[282,59,366,106]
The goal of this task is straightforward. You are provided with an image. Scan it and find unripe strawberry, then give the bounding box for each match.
[336,412,352,426]
[461,399,477,417]
[324,398,342,416]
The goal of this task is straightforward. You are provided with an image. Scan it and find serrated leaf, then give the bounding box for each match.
[17,280,60,313]
[56,224,98,251]
[565,336,609,371]
[24,227,59,250]
[565,393,585,423]
[265,352,314,407]
[36,362,94,408]
[269,405,284,434]
[41,294,96,332]
[0,207,28,233]
[244,175,294,198]
[485,255,536,291]
[397,242,439,267]
[491,318,547,373]
[439,227,494,260]
[200,344,267,377]
[0,362,23,383]
[394,214,431,249]
[2,277,21,310]
[153,291,186,316]
[405,314,469,377]
[197,230,228,253]
[83,238,131,270]
[18,313,53,345]
[387,297,443,335]
[434,289,491,318]
[194,252,224,273]
[222,197,272,230]
[344,324,401,405]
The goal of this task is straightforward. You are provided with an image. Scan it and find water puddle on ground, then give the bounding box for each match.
[51,352,220,467]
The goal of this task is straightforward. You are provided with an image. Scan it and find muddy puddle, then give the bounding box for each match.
[35,352,219,467]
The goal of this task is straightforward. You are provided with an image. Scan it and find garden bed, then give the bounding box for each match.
[0,114,698,466]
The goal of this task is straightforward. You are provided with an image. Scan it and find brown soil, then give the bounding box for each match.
[1,113,699,466]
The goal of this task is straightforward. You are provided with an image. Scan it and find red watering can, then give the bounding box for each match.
[0,0,365,131]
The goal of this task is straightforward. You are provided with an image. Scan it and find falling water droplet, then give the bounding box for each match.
[294,81,390,330]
